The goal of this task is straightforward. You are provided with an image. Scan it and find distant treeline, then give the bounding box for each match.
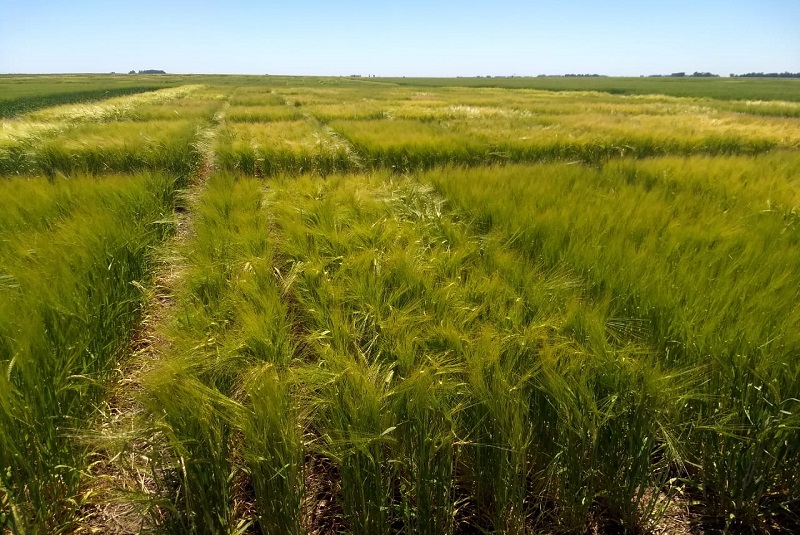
[128,70,167,75]
[649,72,720,78]
[473,74,608,79]
[0,86,161,118]
[542,72,799,79]
[530,74,606,78]
[730,72,800,78]
[650,72,800,79]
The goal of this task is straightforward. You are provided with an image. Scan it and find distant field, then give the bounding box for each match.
[378,75,800,101]
[1,75,798,534]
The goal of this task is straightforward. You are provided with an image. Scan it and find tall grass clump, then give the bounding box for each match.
[226,104,304,123]
[329,118,495,171]
[28,120,203,177]
[0,173,179,533]
[215,120,356,176]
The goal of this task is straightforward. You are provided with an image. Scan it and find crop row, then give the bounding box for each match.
[4,84,800,178]
[0,86,220,177]
[212,86,800,175]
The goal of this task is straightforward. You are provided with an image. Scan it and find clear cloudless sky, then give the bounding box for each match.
[1,0,798,76]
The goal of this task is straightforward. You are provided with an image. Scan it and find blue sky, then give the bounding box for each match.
[1,0,798,76]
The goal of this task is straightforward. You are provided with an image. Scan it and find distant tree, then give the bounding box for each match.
[128,70,136,74]
[731,72,800,78]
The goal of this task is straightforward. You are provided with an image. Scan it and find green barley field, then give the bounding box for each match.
[0,74,798,534]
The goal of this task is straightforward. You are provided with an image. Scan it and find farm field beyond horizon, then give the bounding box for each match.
[0,74,798,535]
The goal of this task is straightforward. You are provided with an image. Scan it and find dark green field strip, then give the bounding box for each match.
[0,74,191,116]
[375,76,800,102]
[0,173,180,533]
[0,86,168,119]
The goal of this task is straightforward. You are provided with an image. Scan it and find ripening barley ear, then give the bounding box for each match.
[684,354,800,530]
[459,330,538,534]
[239,364,304,535]
[390,361,462,535]
[308,358,397,535]
[142,369,241,535]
